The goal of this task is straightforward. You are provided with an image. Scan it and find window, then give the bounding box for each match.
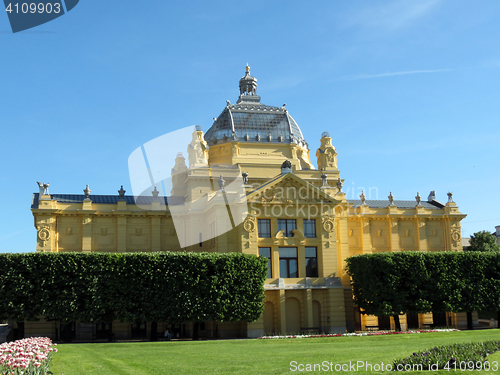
[279,247,298,278]
[258,219,271,238]
[259,247,272,278]
[304,219,316,238]
[305,247,318,277]
[278,219,296,237]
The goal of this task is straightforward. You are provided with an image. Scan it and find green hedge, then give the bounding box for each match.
[392,340,500,371]
[346,252,500,323]
[0,252,268,324]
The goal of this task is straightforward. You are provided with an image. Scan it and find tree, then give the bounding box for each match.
[468,231,500,252]
[347,252,500,331]
[0,252,268,341]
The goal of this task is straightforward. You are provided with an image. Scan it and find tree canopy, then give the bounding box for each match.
[468,230,500,252]
[0,252,268,326]
[346,251,500,330]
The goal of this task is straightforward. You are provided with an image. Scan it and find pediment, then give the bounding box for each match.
[247,173,340,205]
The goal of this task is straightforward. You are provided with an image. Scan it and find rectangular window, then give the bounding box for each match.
[278,219,297,237]
[279,247,298,278]
[305,247,318,277]
[259,247,272,278]
[304,219,316,238]
[258,219,271,238]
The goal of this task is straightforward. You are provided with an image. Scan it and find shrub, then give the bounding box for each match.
[392,340,500,371]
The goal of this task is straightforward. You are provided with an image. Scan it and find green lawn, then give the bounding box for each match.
[50,330,500,374]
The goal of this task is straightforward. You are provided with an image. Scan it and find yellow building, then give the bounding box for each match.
[31,66,467,340]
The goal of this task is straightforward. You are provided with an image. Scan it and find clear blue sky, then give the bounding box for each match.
[1,0,499,252]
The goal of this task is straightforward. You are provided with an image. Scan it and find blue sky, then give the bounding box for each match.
[1,0,499,252]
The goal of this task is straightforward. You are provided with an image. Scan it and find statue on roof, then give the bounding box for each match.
[171,152,188,188]
[316,133,338,171]
[296,147,314,170]
[36,181,49,195]
[188,128,209,168]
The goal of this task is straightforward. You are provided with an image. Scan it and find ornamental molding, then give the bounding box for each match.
[322,217,335,233]
[37,226,51,247]
[243,217,256,233]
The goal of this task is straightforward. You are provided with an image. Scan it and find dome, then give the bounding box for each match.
[204,66,308,149]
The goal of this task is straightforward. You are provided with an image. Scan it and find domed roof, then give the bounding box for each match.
[204,66,308,149]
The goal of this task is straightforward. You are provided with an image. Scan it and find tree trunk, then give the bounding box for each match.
[150,322,158,341]
[14,321,25,340]
[62,323,73,343]
[497,311,500,329]
[393,315,402,331]
[466,312,473,330]
[193,322,199,340]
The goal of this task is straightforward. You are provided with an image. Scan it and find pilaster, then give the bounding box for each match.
[279,289,286,334]
[82,215,92,253]
[151,216,161,251]
[117,216,127,252]
[305,289,314,327]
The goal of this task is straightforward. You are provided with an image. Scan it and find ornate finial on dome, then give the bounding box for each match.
[238,64,259,101]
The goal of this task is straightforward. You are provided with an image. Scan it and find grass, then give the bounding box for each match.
[50,330,500,374]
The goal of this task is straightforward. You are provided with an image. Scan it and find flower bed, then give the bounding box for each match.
[258,329,458,339]
[392,340,500,371]
[0,337,57,375]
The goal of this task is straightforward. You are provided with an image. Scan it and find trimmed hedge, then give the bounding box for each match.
[392,340,500,371]
[346,252,500,328]
[0,252,268,325]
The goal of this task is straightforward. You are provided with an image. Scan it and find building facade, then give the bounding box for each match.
[30,66,467,340]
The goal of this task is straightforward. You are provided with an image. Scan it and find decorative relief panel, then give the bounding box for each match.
[127,217,150,250]
[399,221,417,249]
[370,221,387,249]
[91,217,116,251]
[58,217,81,250]
[161,217,179,249]
[243,217,256,233]
[37,226,50,248]
[426,222,444,250]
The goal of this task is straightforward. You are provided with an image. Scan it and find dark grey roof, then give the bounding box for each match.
[347,200,445,209]
[205,101,307,148]
[31,193,172,209]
